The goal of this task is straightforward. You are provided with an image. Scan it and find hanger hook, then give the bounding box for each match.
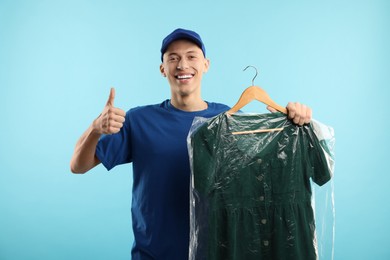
[243,65,258,86]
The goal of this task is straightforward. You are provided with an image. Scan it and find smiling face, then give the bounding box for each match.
[160,39,210,99]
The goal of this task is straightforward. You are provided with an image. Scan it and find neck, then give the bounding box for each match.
[170,95,208,112]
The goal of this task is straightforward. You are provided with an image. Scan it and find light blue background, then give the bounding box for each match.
[1,0,389,259]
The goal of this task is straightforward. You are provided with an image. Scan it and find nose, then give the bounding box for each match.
[177,58,189,70]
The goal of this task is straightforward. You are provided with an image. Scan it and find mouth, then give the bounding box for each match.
[175,74,194,80]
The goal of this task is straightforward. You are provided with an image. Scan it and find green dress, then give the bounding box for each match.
[188,112,333,260]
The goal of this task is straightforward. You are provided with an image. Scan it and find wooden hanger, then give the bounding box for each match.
[227,86,287,114]
[227,66,287,115]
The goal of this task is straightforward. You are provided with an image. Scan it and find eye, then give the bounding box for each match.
[168,56,179,62]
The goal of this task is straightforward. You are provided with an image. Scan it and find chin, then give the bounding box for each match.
[176,85,196,94]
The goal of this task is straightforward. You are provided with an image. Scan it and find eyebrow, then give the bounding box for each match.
[167,50,201,56]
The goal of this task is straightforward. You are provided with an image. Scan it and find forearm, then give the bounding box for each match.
[70,121,102,174]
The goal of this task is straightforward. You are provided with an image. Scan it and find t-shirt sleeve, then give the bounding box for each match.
[95,111,132,171]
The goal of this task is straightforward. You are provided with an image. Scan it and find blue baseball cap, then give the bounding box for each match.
[160,28,206,61]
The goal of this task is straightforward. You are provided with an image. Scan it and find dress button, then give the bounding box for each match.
[261,219,267,224]
[257,175,263,181]
[259,196,264,201]
[257,159,262,164]
[263,240,269,246]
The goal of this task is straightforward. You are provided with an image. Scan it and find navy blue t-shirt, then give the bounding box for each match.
[95,100,230,259]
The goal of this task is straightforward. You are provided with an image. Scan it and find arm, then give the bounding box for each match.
[70,122,102,174]
[70,88,126,174]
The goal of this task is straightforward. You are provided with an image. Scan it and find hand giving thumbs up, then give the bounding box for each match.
[93,88,126,134]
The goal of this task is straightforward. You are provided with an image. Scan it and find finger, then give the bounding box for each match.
[106,87,116,107]
[104,108,125,125]
[107,126,122,134]
[305,106,312,124]
[286,102,297,120]
[266,105,277,113]
[107,119,124,129]
[106,106,125,117]
[290,102,302,125]
[111,113,126,123]
[111,107,126,117]
[297,104,307,126]
[103,119,124,134]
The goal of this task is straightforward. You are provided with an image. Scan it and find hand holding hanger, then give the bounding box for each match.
[266,103,312,125]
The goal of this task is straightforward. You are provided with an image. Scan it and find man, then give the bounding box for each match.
[70,28,312,259]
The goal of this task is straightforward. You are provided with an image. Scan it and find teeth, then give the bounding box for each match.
[177,75,193,79]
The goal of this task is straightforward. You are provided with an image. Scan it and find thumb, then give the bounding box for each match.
[106,87,115,106]
[266,105,277,113]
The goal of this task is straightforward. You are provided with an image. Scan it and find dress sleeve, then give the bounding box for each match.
[191,120,218,196]
[305,121,335,186]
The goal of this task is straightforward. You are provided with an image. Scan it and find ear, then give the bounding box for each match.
[160,64,166,77]
[203,58,210,73]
